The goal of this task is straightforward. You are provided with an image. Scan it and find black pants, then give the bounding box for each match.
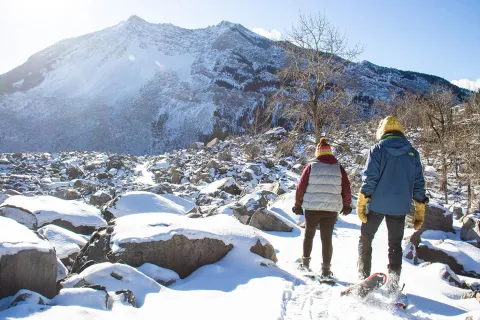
[358,210,405,278]
[303,210,337,264]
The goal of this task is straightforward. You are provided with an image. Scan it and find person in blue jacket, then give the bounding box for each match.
[356,116,428,294]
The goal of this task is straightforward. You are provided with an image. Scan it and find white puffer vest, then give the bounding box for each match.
[302,160,343,212]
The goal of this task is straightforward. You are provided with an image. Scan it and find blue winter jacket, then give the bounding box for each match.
[360,133,426,215]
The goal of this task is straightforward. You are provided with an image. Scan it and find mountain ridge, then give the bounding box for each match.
[0,16,467,154]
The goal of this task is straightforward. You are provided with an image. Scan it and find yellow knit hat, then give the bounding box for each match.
[376,116,404,140]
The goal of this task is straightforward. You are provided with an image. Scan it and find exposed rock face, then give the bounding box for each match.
[207,138,220,148]
[67,166,84,180]
[249,208,293,232]
[0,249,58,299]
[72,227,112,273]
[89,191,112,207]
[461,214,480,243]
[0,217,58,299]
[453,207,464,220]
[231,190,277,225]
[114,235,234,279]
[407,204,453,232]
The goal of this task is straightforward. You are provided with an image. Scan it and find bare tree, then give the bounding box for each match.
[272,12,362,143]
[458,90,480,212]
[418,86,458,204]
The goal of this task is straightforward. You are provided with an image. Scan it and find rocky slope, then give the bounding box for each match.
[0,16,467,154]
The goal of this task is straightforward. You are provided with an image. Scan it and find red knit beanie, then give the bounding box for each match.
[315,138,333,157]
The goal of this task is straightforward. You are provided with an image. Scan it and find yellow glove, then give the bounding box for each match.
[413,200,426,230]
[356,192,370,224]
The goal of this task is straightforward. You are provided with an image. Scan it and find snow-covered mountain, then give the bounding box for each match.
[0,15,466,154]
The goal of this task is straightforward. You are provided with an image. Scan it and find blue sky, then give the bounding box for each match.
[0,0,479,89]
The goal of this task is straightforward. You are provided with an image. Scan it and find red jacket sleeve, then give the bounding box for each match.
[340,165,352,206]
[295,164,311,206]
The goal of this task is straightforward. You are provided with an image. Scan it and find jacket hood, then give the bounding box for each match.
[379,134,412,157]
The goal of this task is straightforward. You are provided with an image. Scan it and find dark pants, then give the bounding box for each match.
[358,210,406,279]
[303,210,337,264]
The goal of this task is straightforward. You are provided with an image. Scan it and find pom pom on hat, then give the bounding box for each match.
[319,137,329,146]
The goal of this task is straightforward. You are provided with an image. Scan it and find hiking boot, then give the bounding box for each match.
[301,256,311,269]
[321,263,333,278]
[386,264,402,297]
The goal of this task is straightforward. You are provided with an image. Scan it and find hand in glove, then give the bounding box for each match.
[340,204,352,216]
[292,205,303,215]
[356,192,370,223]
[413,200,426,230]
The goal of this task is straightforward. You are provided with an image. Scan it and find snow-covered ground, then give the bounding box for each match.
[1,191,479,319]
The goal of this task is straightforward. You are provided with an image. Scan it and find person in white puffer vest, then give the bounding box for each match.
[293,138,352,278]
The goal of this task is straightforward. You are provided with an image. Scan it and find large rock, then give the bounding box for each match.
[7,289,49,309]
[206,138,220,148]
[136,263,180,286]
[102,191,194,221]
[67,166,84,180]
[232,190,277,225]
[0,217,57,299]
[199,177,242,196]
[417,232,480,279]
[73,213,277,279]
[37,224,88,269]
[0,195,106,234]
[89,190,113,207]
[249,208,293,232]
[61,263,161,308]
[461,214,480,243]
[51,287,110,310]
[407,203,453,232]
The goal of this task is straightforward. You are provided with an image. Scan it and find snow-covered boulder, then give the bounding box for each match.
[461,213,480,243]
[417,231,480,278]
[61,262,162,307]
[7,289,49,309]
[102,191,194,221]
[263,127,287,140]
[407,203,453,232]
[0,195,106,234]
[0,217,57,299]
[136,263,180,286]
[200,177,242,196]
[51,287,110,310]
[73,213,277,279]
[232,190,277,225]
[249,208,294,232]
[37,225,88,269]
[254,182,287,195]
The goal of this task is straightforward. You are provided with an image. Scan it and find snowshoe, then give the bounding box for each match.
[340,272,387,298]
